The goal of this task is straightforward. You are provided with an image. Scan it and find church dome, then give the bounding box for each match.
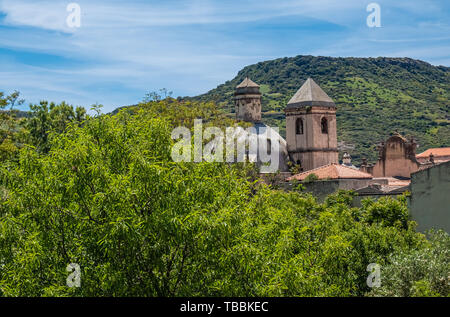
[231,122,289,173]
[209,122,290,173]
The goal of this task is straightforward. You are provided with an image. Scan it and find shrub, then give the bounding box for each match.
[303,173,319,183]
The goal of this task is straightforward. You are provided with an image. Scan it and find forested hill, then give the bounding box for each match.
[191,55,450,164]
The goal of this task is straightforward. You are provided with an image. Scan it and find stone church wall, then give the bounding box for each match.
[363,135,421,178]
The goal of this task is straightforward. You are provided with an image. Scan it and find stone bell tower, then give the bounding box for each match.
[284,78,338,171]
[234,77,262,123]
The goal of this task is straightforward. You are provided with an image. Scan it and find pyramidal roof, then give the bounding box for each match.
[236,77,260,88]
[286,78,335,109]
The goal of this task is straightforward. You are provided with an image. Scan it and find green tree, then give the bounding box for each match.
[0,90,25,162]
[25,101,86,153]
[0,99,442,297]
[368,230,449,297]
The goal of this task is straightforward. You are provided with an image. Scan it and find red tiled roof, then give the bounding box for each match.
[416,147,450,158]
[287,164,373,181]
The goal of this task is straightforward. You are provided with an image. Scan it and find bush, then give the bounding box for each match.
[303,173,319,183]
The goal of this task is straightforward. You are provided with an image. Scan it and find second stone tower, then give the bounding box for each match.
[234,77,262,123]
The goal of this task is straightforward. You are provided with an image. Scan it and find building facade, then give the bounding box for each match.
[409,161,450,233]
[360,134,430,178]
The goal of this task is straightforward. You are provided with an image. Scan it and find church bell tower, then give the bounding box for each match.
[284,78,338,171]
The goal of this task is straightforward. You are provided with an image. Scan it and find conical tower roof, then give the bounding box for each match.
[236,77,260,88]
[286,78,335,109]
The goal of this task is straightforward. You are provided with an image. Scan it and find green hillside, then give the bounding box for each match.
[192,55,450,164]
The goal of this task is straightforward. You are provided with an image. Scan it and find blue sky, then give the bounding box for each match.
[0,0,449,112]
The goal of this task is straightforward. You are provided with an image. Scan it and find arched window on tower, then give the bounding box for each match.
[321,117,328,134]
[296,118,304,135]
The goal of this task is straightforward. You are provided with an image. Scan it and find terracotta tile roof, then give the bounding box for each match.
[287,164,373,181]
[416,147,450,158]
[373,177,411,187]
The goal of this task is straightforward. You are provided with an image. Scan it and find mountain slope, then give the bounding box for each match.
[192,55,450,164]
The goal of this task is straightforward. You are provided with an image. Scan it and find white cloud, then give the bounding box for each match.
[0,0,363,30]
[0,0,74,32]
[0,0,448,111]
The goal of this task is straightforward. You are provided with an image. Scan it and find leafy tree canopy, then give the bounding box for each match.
[1,98,445,297]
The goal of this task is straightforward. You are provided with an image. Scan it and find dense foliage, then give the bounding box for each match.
[192,55,450,164]
[25,101,86,154]
[0,97,447,297]
[1,94,86,163]
[368,230,449,297]
[0,91,25,162]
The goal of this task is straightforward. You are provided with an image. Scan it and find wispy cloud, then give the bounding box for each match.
[0,0,72,32]
[0,0,365,30]
[0,0,448,111]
